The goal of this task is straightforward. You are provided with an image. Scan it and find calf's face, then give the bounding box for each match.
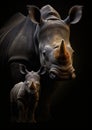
[25,71,40,94]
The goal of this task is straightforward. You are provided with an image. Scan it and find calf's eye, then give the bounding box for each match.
[26,81,30,85]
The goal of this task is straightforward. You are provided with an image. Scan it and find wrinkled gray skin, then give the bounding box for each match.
[10,65,40,123]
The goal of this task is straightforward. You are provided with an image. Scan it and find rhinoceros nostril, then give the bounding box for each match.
[49,72,56,79]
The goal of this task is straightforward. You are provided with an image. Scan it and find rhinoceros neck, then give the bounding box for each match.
[7,16,40,69]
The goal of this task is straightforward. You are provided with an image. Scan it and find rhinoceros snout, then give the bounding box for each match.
[49,65,76,80]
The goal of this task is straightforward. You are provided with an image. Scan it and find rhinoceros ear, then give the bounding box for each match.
[27,5,41,24]
[19,64,29,75]
[64,5,83,24]
[37,66,47,75]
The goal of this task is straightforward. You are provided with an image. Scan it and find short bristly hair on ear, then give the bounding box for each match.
[27,5,41,24]
[64,5,83,25]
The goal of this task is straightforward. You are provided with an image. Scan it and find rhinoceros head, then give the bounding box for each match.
[27,5,83,80]
[19,64,40,94]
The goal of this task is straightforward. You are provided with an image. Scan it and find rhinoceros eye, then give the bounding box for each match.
[42,49,50,61]
[26,81,30,85]
[42,50,46,56]
[53,45,59,49]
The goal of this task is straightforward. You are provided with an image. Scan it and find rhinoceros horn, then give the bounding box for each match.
[58,40,70,63]
[54,40,69,62]
[59,40,66,56]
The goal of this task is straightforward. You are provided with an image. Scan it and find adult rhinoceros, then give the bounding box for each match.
[0,4,82,85]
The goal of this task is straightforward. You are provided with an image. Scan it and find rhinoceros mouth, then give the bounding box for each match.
[49,64,76,80]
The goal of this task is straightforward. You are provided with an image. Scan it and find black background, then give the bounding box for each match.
[0,0,90,128]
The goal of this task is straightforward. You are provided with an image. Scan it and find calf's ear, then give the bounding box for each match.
[27,5,41,24]
[64,5,83,24]
[37,66,47,75]
[19,64,29,75]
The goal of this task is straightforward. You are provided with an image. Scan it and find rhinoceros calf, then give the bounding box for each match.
[10,66,40,123]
